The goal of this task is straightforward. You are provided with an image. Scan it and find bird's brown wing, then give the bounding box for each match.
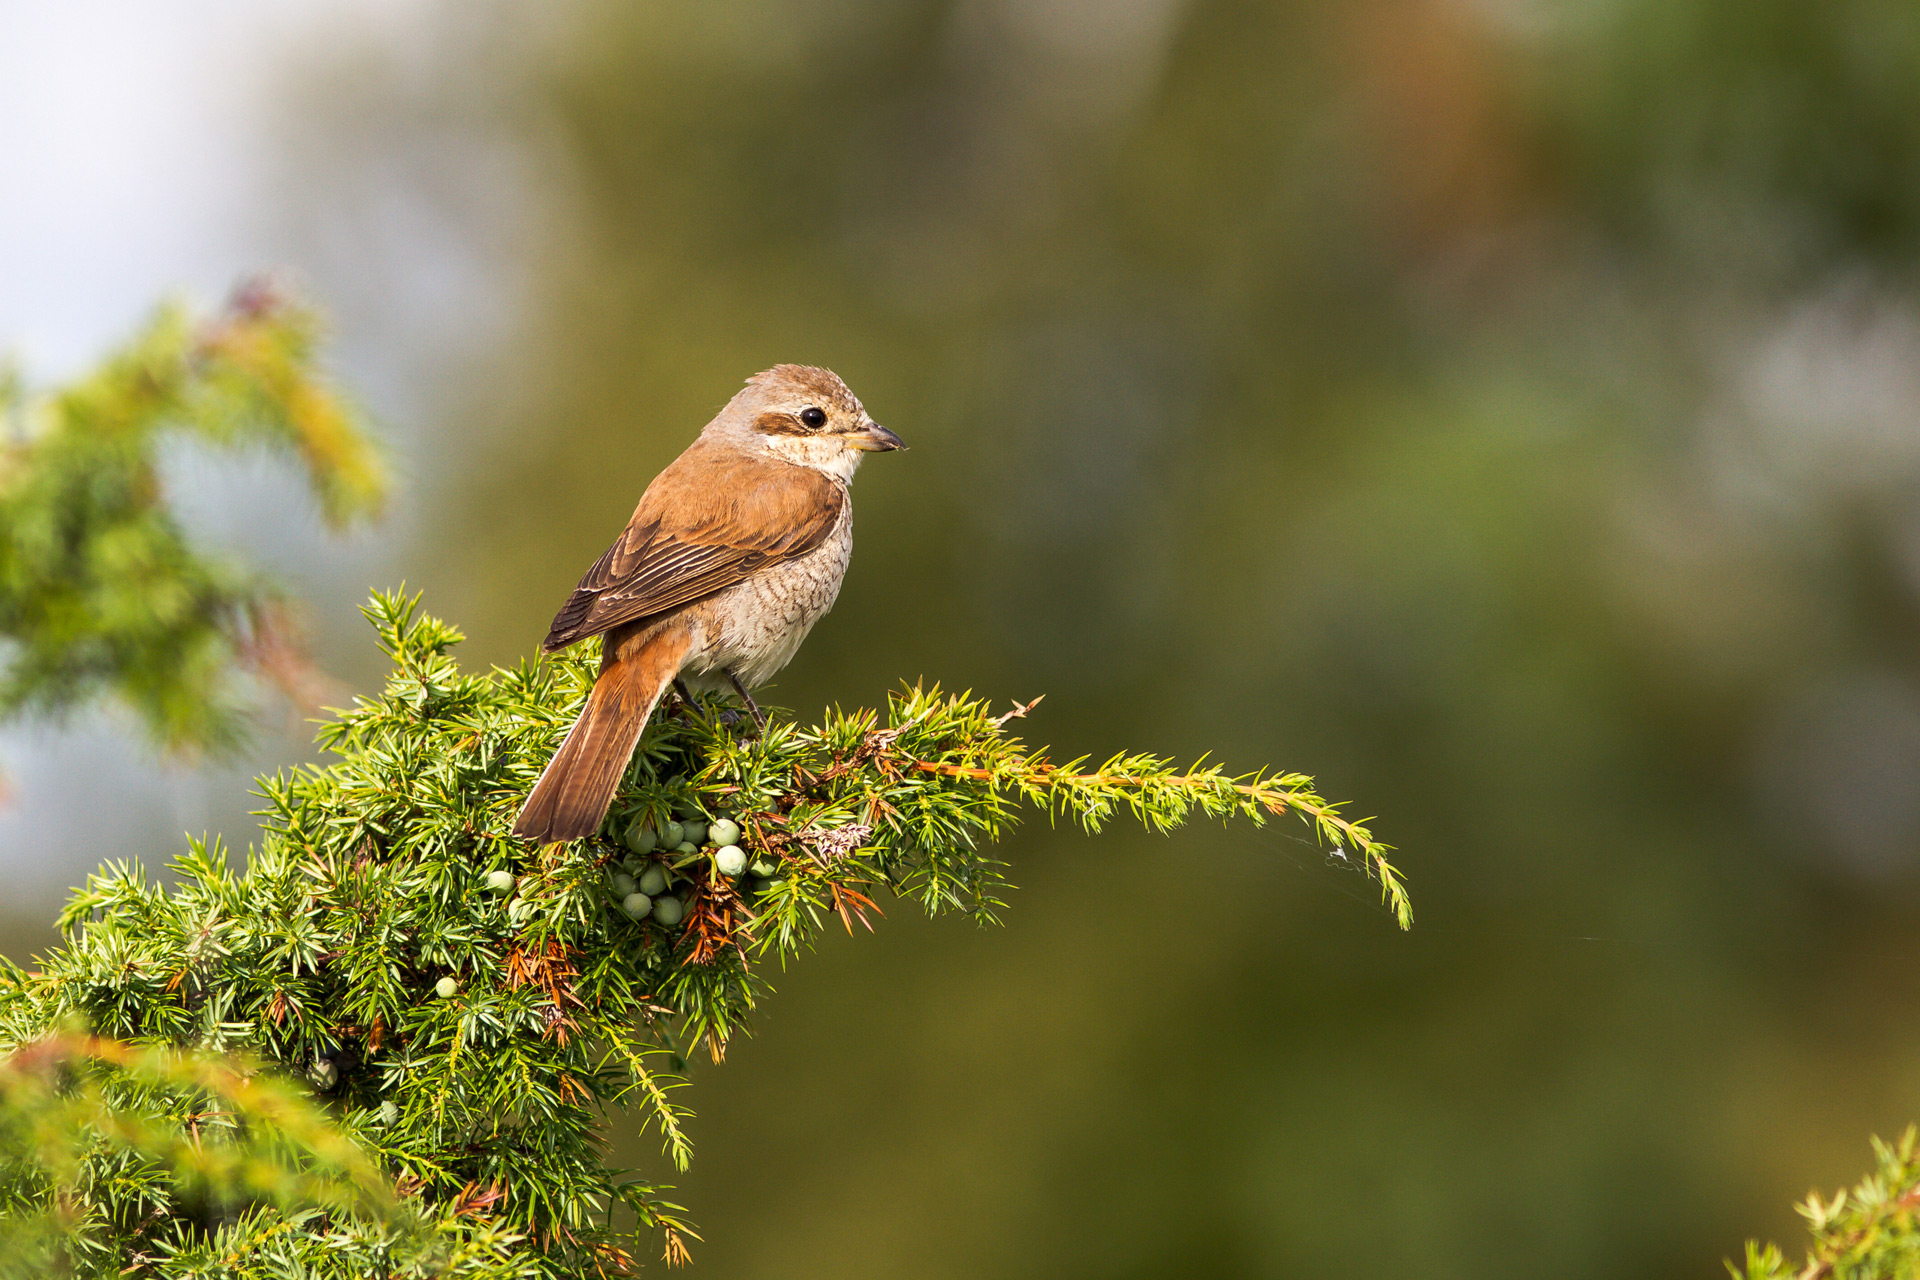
[540,439,845,652]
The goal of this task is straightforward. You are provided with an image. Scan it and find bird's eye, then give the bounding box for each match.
[799,407,827,429]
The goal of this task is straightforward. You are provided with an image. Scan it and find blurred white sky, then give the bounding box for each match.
[0,0,442,373]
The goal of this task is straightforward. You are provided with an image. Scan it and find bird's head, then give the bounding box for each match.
[710,364,903,481]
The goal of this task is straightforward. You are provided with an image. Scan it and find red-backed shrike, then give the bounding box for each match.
[512,365,902,843]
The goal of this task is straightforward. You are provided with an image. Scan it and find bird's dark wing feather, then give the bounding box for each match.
[540,439,844,652]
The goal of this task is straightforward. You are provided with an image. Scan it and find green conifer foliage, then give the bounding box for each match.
[0,590,1406,1275]
[1731,1129,1920,1280]
[0,282,385,755]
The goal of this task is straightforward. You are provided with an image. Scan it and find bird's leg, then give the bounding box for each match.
[669,678,700,721]
[725,670,767,734]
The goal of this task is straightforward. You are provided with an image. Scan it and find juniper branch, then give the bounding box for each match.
[1730,1128,1920,1280]
[0,590,1404,1275]
[900,754,1407,927]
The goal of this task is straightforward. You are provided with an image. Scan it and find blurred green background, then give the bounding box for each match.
[8,1,1920,1275]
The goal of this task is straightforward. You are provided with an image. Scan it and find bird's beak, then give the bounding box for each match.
[847,422,905,452]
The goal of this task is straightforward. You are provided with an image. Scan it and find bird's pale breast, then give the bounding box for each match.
[682,496,853,690]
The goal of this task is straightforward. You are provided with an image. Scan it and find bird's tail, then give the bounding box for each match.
[512,627,691,843]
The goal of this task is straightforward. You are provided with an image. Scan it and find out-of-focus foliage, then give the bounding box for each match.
[1733,1129,1920,1280]
[1520,0,1920,273]
[0,1029,547,1278]
[0,589,1397,1274]
[0,1031,413,1278]
[0,282,385,756]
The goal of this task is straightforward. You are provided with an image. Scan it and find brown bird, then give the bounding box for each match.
[512,365,903,843]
